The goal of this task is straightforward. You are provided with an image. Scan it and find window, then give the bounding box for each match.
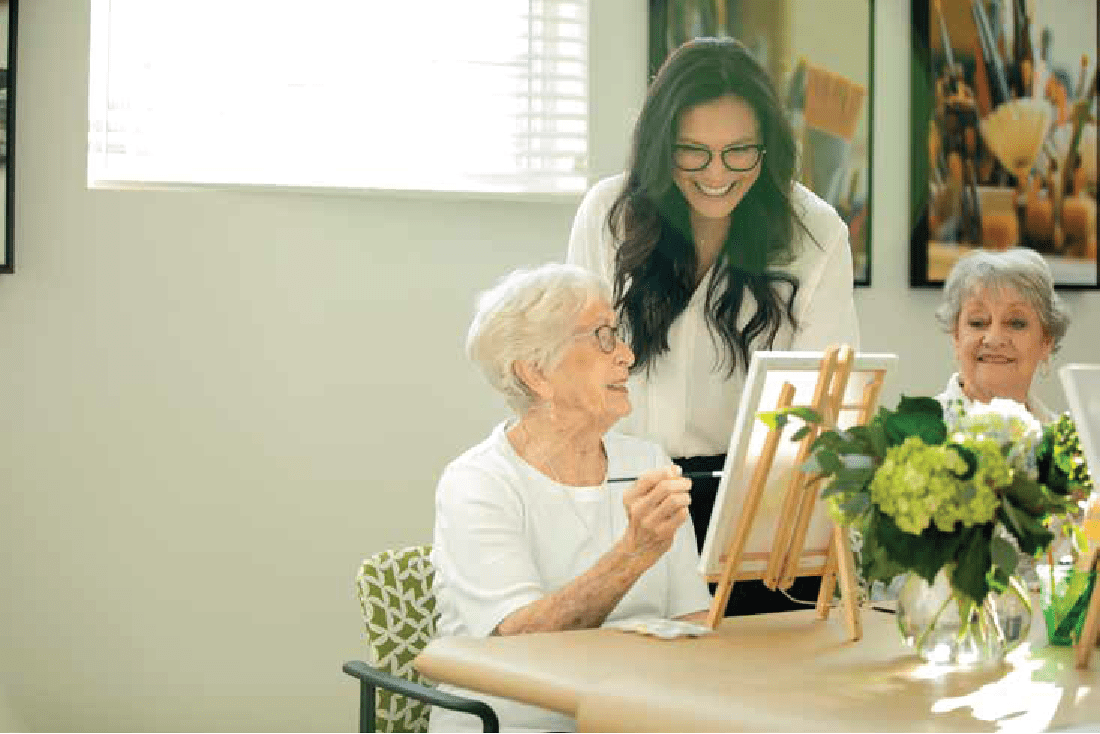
[88,1,589,195]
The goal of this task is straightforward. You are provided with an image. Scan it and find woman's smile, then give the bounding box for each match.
[693,179,737,197]
[976,353,1013,364]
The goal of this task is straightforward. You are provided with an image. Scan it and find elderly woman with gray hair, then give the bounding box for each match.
[934,247,1071,420]
[429,263,711,733]
[926,248,1075,593]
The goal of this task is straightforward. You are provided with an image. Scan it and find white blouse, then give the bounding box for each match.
[566,173,860,457]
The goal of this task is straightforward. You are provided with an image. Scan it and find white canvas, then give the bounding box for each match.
[698,351,898,578]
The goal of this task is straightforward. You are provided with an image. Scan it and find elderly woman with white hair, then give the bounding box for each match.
[934,247,1071,420]
[429,263,711,733]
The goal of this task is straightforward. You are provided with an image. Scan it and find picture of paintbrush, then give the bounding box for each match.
[803,64,866,142]
[801,63,866,204]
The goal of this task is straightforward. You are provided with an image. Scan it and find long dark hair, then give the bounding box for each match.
[610,37,812,376]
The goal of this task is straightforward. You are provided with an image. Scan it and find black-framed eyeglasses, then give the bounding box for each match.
[673,142,766,172]
[578,323,624,354]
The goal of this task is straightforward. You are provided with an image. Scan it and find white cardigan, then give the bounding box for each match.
[566,173,860,457]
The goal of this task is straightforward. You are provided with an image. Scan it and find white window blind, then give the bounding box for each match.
[88,0,589,195]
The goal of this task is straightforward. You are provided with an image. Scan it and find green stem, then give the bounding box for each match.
[983,594,1004,646]
[957,594,975,643]
[914,580,957,652]
[1009,574,1033,615]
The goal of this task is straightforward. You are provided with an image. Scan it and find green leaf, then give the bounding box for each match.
[1003,475,1049,516]
[820,478,846,498]
[985,564,1011,595]
[1054,573,1097,639]
[866,422,888,457]
[1003,475,1074,519]
[839,492,870,518]
[999,498,1054,556]
[999,495,1026,538]
[884,396,947,445]
[791,425,812,441]
[873,512,963,585]
[759,406,824,435]
[817,449,842,474]
[757,411,789,432]
[989,535,1018,576]
[845,425,884,457]
[886,412,947,446]
[860,520,908,584]
[950,526,993,605]
[785,406,823,424]
[810,430,852,454]
[830,467,877,493]
[945,443,978,480]
[897,395,945,418]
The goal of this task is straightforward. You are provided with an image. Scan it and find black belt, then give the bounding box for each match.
[672,453,726,473]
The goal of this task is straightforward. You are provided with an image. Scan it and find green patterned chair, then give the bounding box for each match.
[342,545,499,732]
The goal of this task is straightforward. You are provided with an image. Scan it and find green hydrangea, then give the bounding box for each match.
[930,437,1005,531]
[868,435,1006,535]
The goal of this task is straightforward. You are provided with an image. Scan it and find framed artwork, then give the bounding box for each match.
[697,350,897,579]
[648,0,875,286]
[910,0,1098,288]
[0,0,15,274]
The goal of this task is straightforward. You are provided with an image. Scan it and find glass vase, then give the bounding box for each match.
[896,569,1032,667]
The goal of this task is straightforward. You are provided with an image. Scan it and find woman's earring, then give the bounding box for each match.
[1040,358,1052,380]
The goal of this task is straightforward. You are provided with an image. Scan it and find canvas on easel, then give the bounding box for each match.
[1058,364,1100,668]
[698,347,897,638]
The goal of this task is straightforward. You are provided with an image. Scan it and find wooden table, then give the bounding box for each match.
[414,609,1100,731]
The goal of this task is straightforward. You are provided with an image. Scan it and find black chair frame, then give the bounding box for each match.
[342,660,499,733]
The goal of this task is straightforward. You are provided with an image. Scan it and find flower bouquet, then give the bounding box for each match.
[763,396,1089,664]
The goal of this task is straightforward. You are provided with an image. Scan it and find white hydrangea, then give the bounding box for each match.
[948,398,1043,478]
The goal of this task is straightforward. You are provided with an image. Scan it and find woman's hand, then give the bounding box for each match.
[621,466,692,565]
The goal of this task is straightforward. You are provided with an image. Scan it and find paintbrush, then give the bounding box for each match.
[607,471,723,484]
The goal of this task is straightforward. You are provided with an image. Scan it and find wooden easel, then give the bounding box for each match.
[704,345,889,642]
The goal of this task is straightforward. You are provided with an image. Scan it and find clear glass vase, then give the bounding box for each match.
[896,569,1032,667]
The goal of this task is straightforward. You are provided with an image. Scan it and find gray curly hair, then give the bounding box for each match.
[934,248,1071,352]
[466,263,612,414]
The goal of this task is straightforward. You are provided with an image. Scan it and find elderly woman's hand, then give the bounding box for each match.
[621,466,692,565]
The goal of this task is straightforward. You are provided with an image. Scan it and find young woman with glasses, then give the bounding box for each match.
[566,37,860,616]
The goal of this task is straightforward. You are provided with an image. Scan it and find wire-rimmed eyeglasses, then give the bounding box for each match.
[578,323,625,354]
[673,142,766,172]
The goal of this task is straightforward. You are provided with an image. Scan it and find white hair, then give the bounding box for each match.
[934,248,1071,352]
[466,263,612,414]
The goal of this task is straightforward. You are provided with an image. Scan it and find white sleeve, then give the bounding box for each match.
[566,180,616,284]
[431,463,544,638]
[791,212,861,352]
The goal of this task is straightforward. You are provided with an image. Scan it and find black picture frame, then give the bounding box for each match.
[909,0,1098,289]
[647,0,876,286]
[0,0,16,274]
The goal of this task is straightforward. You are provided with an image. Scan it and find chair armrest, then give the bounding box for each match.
[342,660,499,733]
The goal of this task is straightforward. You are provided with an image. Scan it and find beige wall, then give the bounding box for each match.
[0,0,1096,731]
